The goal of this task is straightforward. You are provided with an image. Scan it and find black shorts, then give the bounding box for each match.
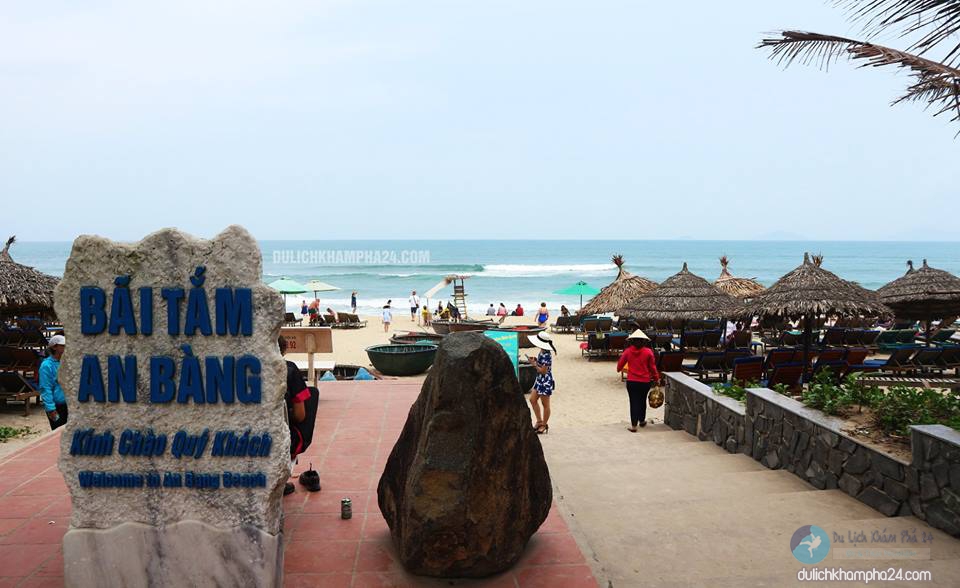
[411,307,418,314]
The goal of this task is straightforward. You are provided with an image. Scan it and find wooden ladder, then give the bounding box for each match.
[453,279,468,319]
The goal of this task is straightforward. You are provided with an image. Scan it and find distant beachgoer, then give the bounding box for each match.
[439,306,451,320]
[308,299,320,324]
[436,301,444,316]
[382,305,392,332]
[515,304,524,317]
[421,305,431,326]
[300,300,308,316]
[40,335,67,431]
[351,291,358,314]
[279,336,308,495]
[486,304,496,316]
[560,305,571,317]
[617,330,660,432]
[526,332,556,435]
[449,302,461,321]
[536,303,549,327]
[326,308,339,323]
[409,291,420,322]
[497,303,508,317]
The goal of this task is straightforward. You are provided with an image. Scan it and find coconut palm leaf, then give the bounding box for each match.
[841,0,960,64]
[758,31,960,122]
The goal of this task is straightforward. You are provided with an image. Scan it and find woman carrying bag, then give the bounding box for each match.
[616,330,660,432]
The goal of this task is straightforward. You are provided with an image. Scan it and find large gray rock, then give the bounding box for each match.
[377,332,552,578]
[54,227,288,587]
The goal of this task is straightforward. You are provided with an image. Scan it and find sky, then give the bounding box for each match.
[1,0,957,242]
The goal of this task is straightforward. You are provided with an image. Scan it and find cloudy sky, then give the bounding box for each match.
[2,1,957,241]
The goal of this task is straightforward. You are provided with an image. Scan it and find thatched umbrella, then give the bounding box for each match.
[578,254,657,316]
[742,253,891,379]
[0,236,59,317]
[620,262,742,349]
[877,260,960,346]
[714,255,765,299]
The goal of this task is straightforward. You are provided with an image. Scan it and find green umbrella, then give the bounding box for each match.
[553,280,601,309]
[268,277,308,306]
[303,279,339,298]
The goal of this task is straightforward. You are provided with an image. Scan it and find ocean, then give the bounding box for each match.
[11,240,960,316]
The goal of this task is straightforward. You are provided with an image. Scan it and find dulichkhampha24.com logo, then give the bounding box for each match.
[791,525,831,564]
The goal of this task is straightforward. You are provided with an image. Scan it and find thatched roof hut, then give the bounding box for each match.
[714,255,765,299]
[877,259,960,320]
[0,236,59,316]
[742,253,889,320]
[578,255,657,316]
[619,262,741,320]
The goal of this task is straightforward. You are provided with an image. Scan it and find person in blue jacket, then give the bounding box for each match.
[39,334,67,430]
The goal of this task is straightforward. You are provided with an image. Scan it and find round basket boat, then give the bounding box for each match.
[366,344,437,377]
[489,325,546,348]
[389,332,444,345]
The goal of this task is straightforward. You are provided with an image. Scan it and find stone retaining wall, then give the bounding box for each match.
[663,373,748,454]
[663,373,960,537]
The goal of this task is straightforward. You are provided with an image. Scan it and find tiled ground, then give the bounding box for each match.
[0,381,597,587]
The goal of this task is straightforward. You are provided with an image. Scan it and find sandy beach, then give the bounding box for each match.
[288,314,663,430]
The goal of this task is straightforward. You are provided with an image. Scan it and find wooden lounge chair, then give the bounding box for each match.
[550,316,576,333]
[857,374,960,390]
[582,333,608,359]
[730,356,763,385]
[910,348,944,373]
[763,348,796,376]
[284,312,302,327]
[651,332,673,351]
[576,318,599,341]
[722,349,752,373]
[851,346,918,374]
[0,347,15,370]
[677,331,704,351]
[682,352,726,382]
[730,330,752,349]
[809,360,848,383]
[844,348,870,367]
[605,332,628,359]
[763,362,804,391]
[701,330,722,350]
[859,330,881,348]
[822,328,846,347]
[658,351,685,374]
[0,371,39,416]
[935,347,960,374]
[874,330,902,350]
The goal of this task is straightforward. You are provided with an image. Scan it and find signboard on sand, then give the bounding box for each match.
[484,330,519,376]
[53,226,288,587]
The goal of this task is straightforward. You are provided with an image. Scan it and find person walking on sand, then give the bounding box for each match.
[421,304,431,326]
[382,304,392,332]
[351,291,358,314]
[39,335,67,430]
[616,330,660,432]
[409,290,420,323]
[300,300,308,317]
[526,332,557,435]
[535,302,549,327]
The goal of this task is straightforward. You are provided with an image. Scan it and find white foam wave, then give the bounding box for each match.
[475,263,615,278]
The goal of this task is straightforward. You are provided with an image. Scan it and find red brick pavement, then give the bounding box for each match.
[0,381,597,587]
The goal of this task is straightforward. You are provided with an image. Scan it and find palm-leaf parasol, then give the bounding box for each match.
[0,236,59,317]
[578,254,657,316]
[743,253,891,380]
[714,255,765,299]
[877,259,960,345]
[620,263,742,350]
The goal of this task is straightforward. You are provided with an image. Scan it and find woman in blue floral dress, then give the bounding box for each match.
[527,332,556,434]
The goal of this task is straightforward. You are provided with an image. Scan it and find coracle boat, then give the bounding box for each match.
[366,344,437,376]
[488,325,546,348]
[432,319,497,335]
[389,331,444,345]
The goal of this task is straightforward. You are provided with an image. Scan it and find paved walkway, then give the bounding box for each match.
[542,423,960,587]
[0,382,597,587]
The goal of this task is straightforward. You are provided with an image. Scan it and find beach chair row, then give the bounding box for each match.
[680,349,754,383]
[0,327,49,349]
[284,313,367,329]
[0,371,40,416]
[0,346,41,377]
[581,332,628,360]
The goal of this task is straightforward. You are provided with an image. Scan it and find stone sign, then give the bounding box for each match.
[53,227,289,587]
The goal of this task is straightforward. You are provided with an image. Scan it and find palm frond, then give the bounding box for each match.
[840,0,960,64]
[758,31,960,122]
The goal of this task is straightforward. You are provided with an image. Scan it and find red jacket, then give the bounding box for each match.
[617,346,660,383]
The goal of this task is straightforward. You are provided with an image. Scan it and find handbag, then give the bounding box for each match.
[648,385,664,409]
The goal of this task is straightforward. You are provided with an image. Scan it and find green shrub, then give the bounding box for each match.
[801,368,851,415]
[0,426,33,443]
[772,383,791,396]
[842,371,883,413]
[873,386,960,437]
[712,380,759,403]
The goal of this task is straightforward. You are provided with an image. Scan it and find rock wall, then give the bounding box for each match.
[664,374,960,538]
